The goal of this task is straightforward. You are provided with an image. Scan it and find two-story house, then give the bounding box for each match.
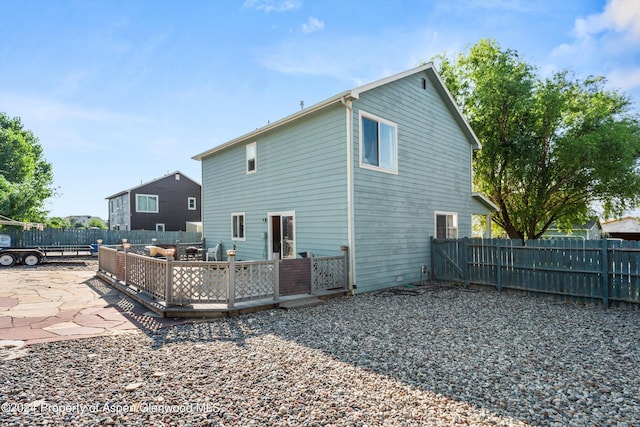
[106,171,201,231]
[193,64,497,293]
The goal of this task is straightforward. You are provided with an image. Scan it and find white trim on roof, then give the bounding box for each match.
[193,63,481,160]
[105,170,200,200]
[472,192,499,212]
[192,91,352,160]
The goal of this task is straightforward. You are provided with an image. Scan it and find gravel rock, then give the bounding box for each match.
[11,256,99,272]
[1,282,639,426]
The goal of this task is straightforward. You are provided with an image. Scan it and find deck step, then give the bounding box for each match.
[279,297,325,310]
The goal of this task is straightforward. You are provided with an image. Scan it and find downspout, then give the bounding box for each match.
[341,95,356,294]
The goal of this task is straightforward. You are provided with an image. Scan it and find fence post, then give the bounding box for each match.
[273,258,280,301]
[340,245,349,291]
[430,236,436,280]
[123,240,131,284]
[461,237,469,288]
[227,250,236,309]
[601,238,609,308]
[165,256,174,305]
[496,239,502,292]
[310,252,317,294]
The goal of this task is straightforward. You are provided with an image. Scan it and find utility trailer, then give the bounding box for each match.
[0,234,46,267]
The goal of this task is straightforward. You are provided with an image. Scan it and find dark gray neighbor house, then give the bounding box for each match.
[106,171,201,231]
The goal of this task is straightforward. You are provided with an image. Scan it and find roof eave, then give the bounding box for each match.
[425,66,482,150]
[105,170,200,200]
[350,63,481,150]
[193,63,481,160]
[193,90,353,161]
[472,192,500,212]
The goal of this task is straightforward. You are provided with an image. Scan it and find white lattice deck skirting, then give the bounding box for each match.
[97,245,349,311]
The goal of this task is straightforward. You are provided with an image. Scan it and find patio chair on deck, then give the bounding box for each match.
[206,242,222,261]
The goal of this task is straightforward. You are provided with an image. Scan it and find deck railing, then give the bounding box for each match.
[98,245,347,308]
[311,247,348,292]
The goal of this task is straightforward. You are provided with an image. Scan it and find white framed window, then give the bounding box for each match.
[136,194,159,213]
[231,212,245,240]
[435,212,458,239]
[156,223,165,232]
[188,197,197,210]
[359,111,398,173]
[246,142,256,174]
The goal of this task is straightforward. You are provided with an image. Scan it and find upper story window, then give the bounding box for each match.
[136,194,159,213]
[231,212,245,240]
[360,111,398,173]
[246,142,256,174]
[435,212,458,239]
[188,197,197,210]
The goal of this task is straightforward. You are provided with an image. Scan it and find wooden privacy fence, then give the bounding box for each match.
[98,245,348,309]
[3,228,202,246]
[431,237,640,308]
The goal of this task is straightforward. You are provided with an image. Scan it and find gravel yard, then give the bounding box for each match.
[1,268,639,426]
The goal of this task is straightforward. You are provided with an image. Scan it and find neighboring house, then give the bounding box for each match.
[65,215,105,228]
[542,218,602,240]
[106,171,201,231]
[602,217,640,240]
[193,64,497,293]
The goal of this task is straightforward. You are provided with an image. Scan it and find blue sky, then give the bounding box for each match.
[1,0,639,219]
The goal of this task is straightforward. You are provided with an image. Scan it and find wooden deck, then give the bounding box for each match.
[97,270,346,318]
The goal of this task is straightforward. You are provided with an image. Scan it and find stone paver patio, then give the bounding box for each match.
[0,270,140,345]
[0,268,189,350]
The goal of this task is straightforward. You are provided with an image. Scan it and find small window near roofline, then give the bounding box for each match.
[247,142,256,174]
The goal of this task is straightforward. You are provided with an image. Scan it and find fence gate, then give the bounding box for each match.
[430,237,467,285]
[431,237,640,308]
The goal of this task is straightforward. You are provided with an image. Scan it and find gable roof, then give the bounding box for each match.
[105,170,201,200]
[546,218,602,231]
[193,63,481,161]
[602,217,640,233]
[472,192,499,212]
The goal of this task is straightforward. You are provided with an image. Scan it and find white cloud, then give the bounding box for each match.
[550,0,640,99]
[607,67,640,92]
[1,92,151,125]
[301,17,325,34]
[465,0,545,13]
[0,92,155,155]
[555,0,640,58]
[243,0,301,13]
[254,27,448,85]
[573,0,640,41]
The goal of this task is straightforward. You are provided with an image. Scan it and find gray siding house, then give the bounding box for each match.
[194,64,496,293]
[542,218,602,240]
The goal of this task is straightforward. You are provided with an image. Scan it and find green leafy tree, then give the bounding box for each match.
[87,218,107,229]
[46,217,71,229]
[0,113,55,222]
[434,39,640,240]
